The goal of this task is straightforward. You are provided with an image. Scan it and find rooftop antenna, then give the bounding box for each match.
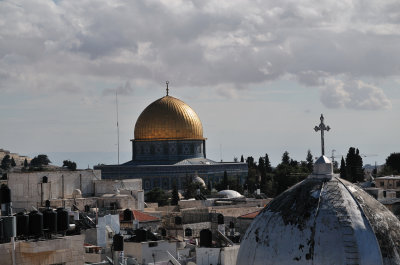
[330,149,336,164]
[314,114,330,156]
[116,89,120,165]
[220,144,223,162]
[166,81,169,96]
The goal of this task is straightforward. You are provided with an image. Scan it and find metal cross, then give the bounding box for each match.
[166,81,169,96]
[314,114,330,156]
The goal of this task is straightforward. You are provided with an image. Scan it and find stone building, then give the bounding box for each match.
[6,170,144,211]
[96,89,248,191]
[375,175,400,191]
[0,234,85,265]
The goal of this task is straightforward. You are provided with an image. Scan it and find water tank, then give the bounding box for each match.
[200,229,212,247]
[185,228,193,237]
[135,229,147,242]
[56,208,69,233]
[29,211,43,237]
[0,184,11,204]
[174,216,182,225]
[124,209,133,221]
[16,212,29,237]
[159,228,166,237]
[43,208,58,233]
[113,234,124,251]
[0,219,3,240]
[217,214,224,224]
[2,216,16,238]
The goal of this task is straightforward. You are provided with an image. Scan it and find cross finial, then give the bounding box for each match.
[166,81,169,96]
[314,114,330,156]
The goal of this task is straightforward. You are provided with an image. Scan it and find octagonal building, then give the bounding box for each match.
[96,90,247,191]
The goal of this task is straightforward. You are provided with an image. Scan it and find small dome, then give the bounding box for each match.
[218,190,243,199]
[192,176,206,188]
[134,96,204,141]
[72,189,82,198]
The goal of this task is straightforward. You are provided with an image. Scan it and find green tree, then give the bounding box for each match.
[63,160,77,170]
[340,156,346,179]
[265,154,272,173]
[145,188,170,206]
[240,155,244,163]
[183,174,196,199]
[384,153,400,174]
[258,157,267,193]
[30,154,51,168]
[1,155,11,170]
[223,170,229,189]
[10,157,16,167]
[345,147,364,182]
[281,151,290,165]
[306,150,313,172]
[171,184,180,206]
[23,158,28,168]
[245,156,258,193]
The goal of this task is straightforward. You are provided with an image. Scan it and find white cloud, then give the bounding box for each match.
[0,0,399,108]
[320,79,392,110]
[102,81,134,96]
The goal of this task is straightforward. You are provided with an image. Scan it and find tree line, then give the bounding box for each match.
[0,154,77,172]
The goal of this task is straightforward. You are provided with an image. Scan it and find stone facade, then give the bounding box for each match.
[7,170,144,211]
[0,234,85,265]
[375,175,400,190]
[124,240,178,264]
[7,170,101,210]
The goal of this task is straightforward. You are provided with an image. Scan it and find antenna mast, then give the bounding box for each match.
[116,90,120,165]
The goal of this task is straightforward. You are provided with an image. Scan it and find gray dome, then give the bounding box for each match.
[218,189,243,199]
[237,157,400,265]
[192,175,206,188]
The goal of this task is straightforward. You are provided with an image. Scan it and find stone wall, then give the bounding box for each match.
[94,179,142,196]
[0,234,84,265]
[196,245,240,265]
[7,170,101,210]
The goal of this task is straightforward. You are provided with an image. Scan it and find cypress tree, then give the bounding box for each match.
[306,150,313,172]
[340,156,347,179]
[171,184,180,206]
[265,153,272,173]
[10,157,16,167]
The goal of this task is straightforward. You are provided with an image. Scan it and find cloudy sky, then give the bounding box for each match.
[1,0,399,167]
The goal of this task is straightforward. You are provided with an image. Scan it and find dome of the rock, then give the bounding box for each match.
[134,95,204,141]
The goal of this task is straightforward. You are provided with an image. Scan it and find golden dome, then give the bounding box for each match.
[134,96,204,141]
